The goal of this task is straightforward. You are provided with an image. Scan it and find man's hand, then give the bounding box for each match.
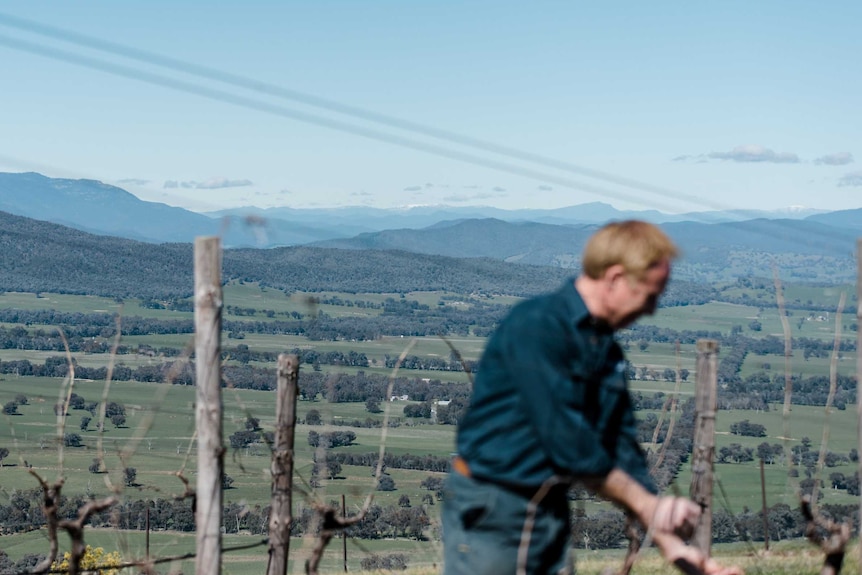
[652,496,701,538]
[654,532,744,575]
[593,470,743,575]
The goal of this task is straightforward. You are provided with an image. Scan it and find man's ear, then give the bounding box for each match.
[604,264,627,289]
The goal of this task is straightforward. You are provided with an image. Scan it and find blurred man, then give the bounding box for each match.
[442,220,742,575]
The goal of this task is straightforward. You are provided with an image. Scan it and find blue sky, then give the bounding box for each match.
[1,2,860,214]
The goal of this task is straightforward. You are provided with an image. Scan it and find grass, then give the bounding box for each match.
[0,527,443,574]
[1,284,860,572]
[641,300,856,343]
[1,527,857,575]
[740,352,855,380]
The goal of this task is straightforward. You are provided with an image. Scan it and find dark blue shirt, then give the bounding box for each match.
[456,278,656,493]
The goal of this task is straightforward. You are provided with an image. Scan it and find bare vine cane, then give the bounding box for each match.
[811,292,846,503]
[515,475,572,575]
[603,516,644,575]
[439,335,475,387]
[304,339,417,575]
[27,469,118,575]
[801,495,850,575]
[651,341,684,473]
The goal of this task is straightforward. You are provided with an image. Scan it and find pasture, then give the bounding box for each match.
[0,282,858,572]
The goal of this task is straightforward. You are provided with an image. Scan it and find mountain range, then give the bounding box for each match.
[0,171,859,282]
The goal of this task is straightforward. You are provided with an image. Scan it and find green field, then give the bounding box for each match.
[1,283,860,572]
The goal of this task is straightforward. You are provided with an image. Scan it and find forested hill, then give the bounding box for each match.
[0,210,577,298]
[0,210,720,303]
[311,217,858,282]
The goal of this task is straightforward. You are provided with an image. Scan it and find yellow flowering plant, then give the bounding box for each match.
[51,546,122,575]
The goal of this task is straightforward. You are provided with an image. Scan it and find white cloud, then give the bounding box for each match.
[403,185,422,192]
[443,192,499,202]
[164,180,199,188]
[196,177,253,189]
[117,178,150,186]
[838,171,862,187]
[815,152,854,166]
[537,185,553,191]
[708,145,800,164]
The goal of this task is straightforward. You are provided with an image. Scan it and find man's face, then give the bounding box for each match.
[607,260,670,329]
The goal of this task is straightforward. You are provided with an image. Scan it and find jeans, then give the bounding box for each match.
[441,470,573,575]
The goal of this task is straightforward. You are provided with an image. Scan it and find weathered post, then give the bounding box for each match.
[759,458,770,551]
[690,339,719,554]
[194,237,223,575]
[342,493,348,572]
[145,503,151,561]
[267,354,299,575]
[856,239,862,575]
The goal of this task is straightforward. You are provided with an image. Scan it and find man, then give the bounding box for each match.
[442,221,741,575]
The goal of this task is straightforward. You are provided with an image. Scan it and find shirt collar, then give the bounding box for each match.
[562,277,614,335]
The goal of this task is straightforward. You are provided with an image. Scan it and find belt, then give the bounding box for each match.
[452,455,472,478]
[451,456,564,501]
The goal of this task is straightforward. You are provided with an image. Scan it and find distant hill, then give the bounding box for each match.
[207,202,669,230]
[0,172,348,247]
[208,202,828,230]
[0,172,838,249]
[0,210,576,299]
[312,217,858,282]
[806,208,862,232]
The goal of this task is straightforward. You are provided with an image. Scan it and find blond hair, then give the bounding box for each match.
[581,220,678,280]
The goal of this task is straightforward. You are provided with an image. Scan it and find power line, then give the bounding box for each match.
[0,20,854,252]
[0,32,665,212]
[0,11,713,213]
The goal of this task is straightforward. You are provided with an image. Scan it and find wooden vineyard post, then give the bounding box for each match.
[760,458,770,551]
[857,239,861,575]
[194,237,224,575]
[268,354,299,575]
[690,339,719,554]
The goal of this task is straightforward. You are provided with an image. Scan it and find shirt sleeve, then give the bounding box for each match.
[494,305,616,478]
[613,388,659,494]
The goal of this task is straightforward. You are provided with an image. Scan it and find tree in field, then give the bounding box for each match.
[80,416,92,431]
[105,402,125,418]
[365,397,382,413]
[229,430,260,449]
[245,416,261,431]
[0,447,9,466]
[123,467,137,487]
[3,402,18,415]
[306,409,322,425]
[68,393,86,410]
[89,458,103,474]
[63,433,83,447]
[730,419,766,437]
[222,474,235,489]
[377,475,396,491]
[110,414,126,428]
